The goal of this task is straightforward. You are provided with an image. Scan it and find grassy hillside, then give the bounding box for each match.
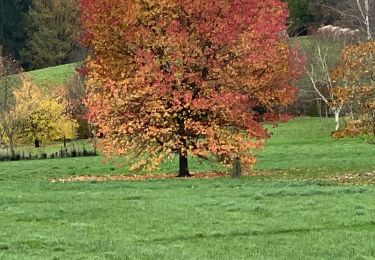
[257,117,375,172]
[291,36,343,101]
[293,35,343,58]
[0,117,375,259]
[26,63,78,88]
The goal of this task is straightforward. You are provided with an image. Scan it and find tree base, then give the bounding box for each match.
[232,157,242,178]
[176,173,192,178]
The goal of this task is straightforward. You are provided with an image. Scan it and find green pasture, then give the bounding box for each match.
[0,117,374,259]
[26,63,78,88]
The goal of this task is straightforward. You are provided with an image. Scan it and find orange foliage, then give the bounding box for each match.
[80,0,301,174]
[331,41,375,143]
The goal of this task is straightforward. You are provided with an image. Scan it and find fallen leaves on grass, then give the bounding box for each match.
[49,171,273,183]
[48,171,375,185]
[329,171,375,185]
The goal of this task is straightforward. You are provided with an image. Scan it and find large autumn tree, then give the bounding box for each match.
[80,0,300,176]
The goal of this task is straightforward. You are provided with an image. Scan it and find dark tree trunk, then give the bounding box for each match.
[232,157,242,178]
[177,112,190,177]
[63,136,67,148]
[34,139,40,148]
[178,152,190,177]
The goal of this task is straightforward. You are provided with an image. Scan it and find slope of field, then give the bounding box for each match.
[26,63,78,88]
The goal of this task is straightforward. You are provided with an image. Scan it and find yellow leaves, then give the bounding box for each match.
[31,99,77,140]
[334,41,375,81]
[129,159,147,171]
[0,74,77,148]
[14,75,77,144]
[0,74,39,135]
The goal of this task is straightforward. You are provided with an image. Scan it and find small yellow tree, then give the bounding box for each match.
[1,72,77,152]
[21,97,77,146]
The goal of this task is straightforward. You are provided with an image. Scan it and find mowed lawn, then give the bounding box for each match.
[0,117,375,259]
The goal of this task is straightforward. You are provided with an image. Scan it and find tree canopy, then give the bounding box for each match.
[80,0,301,176]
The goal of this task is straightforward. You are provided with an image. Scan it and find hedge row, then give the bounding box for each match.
[0,148,97,162]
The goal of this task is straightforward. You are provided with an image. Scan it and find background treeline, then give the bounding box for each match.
[0,0,368,71]
[287,0,375,37]
[0,0,83,70]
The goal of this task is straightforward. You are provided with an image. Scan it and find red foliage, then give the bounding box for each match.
[80,0,301,174]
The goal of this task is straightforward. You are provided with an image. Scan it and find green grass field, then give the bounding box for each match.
[1,117,375,259]
[26,63,78,88]
[257,117,375,171]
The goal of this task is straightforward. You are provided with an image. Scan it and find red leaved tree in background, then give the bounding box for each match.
[80,0,301,176]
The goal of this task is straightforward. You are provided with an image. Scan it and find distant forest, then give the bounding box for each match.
[0,0,369,71]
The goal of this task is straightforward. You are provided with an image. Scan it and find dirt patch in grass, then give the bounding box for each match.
[49,171,273,183]
[329,171,375,185]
